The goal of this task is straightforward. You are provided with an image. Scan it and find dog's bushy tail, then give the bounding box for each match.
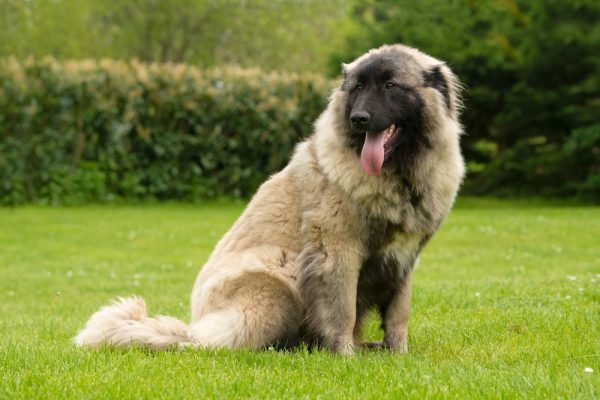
[74,297,190,349]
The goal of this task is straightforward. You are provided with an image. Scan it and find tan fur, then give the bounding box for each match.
[75,44,464,354]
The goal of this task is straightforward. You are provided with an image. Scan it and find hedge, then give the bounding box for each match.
[0,58,333,205]
[2,58,597,205]
[464,125,600,200]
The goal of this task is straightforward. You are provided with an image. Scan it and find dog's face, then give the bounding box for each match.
[341,46,454,176]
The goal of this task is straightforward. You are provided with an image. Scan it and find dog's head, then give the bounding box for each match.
[339,44,462,176]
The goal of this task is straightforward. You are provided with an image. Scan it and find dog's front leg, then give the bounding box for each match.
[298,244,363,355]
[382,268,412,353]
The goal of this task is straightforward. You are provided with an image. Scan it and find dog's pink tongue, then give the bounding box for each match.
[360,130,387,176]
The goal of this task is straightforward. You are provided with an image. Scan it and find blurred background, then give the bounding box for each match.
[0,0,598,204]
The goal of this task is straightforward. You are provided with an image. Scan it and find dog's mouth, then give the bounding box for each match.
[360,124,401,176]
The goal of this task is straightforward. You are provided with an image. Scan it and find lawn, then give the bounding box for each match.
[0,198,598,399]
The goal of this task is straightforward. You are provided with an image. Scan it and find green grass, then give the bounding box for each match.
[1,198,598,399]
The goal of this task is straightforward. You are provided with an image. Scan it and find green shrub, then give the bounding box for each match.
[465,124,600,200]
[0,58,333,204]
[1,58,596,204]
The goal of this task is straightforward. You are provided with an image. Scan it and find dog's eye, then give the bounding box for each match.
[354,84,363,92]
[385,82,395,89]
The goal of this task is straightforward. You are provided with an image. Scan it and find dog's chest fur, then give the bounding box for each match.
[361,197,430,266]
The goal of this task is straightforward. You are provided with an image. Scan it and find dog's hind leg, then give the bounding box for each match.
[187,271,302,349]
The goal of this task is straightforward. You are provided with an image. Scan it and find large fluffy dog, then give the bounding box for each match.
[75,44,464,355]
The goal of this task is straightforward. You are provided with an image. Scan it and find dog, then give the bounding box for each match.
[75,44,464,355]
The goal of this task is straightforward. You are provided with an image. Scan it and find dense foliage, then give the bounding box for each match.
[0,58,331,205]
[0,0,598,202]
[332,0,600,200]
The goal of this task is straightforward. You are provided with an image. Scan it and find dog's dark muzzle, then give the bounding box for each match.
[350,111,370,129]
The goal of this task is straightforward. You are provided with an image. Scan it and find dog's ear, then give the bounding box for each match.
[341,63,350,91]
[423,64,463,117]
[423,65,450,109]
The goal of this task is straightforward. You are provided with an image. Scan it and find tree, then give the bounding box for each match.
[0,0,350,73]
[332,0,600,198]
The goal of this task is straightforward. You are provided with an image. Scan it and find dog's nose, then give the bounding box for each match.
[350,111,370,126]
